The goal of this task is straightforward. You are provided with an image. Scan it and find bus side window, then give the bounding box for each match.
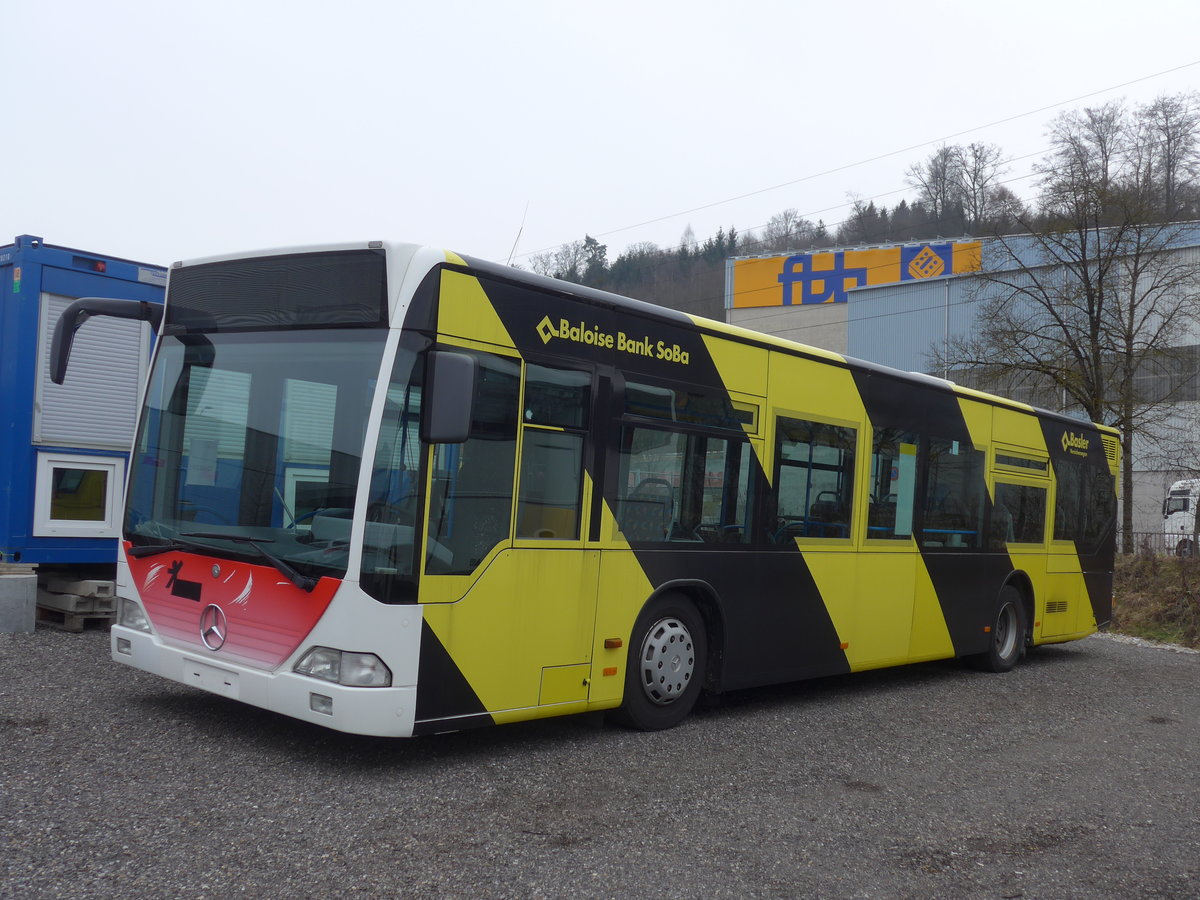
[1054,460,1082,541]
[921,438,986,549]
[868,428,918,540]
[426,351,521,574]
[1083,466,1117,550]
[616,428,684,542]
[615,427,753,545]
[773,417,856,541]
[693,434,753,544]
[516,365,590,540]
[1053,456,1115,553]
[992,482,1047,548]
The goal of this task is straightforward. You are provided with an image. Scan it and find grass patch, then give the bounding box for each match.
[1112,553,1200,649]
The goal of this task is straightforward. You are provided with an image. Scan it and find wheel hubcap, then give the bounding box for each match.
[639,617,695,705]
[995,603,1018,660]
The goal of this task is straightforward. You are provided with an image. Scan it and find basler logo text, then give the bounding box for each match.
[1062,431,1091,457]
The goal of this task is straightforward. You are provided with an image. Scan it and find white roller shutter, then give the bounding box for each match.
[35,292,151,451]
[283,378,337,466]
[183,368,250,461]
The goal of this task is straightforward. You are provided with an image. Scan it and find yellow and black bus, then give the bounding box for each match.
[53,241,1119,737]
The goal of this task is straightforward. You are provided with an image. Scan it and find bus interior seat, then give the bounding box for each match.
[309,508,354,542]
[619,497,671,541]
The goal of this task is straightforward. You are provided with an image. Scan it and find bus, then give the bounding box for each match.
[51,241,1120,737]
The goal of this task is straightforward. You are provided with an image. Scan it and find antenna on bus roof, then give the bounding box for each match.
[506,201,530,267]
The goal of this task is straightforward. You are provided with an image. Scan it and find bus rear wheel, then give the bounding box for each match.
[610,595,707,731]
[969,586,1026,673]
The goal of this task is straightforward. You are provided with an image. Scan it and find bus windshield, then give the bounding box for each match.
[124,328,389,581]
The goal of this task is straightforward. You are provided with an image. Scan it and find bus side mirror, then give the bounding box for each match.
[421,350,477,444]
[51,297,164,385]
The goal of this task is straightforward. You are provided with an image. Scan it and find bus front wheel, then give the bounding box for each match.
[610,595,707,731]
[969,586,1026,673]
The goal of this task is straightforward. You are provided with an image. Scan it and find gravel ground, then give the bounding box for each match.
[1,626,1198,899]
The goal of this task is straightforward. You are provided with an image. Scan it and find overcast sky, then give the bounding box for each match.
[4,0,1200,270]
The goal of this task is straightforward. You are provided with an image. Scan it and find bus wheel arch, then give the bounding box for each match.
[657,581,725,693]
[609,588,714,731]
[1006,571,1035,648]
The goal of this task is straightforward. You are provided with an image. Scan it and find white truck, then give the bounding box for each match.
[1163,478,1200,555]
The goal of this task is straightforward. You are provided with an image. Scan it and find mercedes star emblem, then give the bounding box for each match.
[199,604,228,651]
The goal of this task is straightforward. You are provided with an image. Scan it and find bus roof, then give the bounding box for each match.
[456,251,1119,439]
[166,240,1118,440]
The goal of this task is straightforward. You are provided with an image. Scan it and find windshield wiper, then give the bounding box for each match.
[182,532,318,592]
[127,537,208,559]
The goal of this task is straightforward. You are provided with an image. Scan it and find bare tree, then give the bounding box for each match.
[985,185,1028,235]
[906,145,963,234]
[528,251,557,277]
[954,142,1006,232]
[936,100,1200,550]
[1038,101,1128,221]
[1134,92,1200,218]
[528,240,590,282]
[760,208,820,252]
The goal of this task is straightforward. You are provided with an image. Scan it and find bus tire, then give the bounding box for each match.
[969,586,1026,673]
[610,595,707,731]
[1175,539,1194,558]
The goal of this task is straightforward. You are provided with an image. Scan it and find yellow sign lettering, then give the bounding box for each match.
[535,316,689,366]
[1062,431,1091,456]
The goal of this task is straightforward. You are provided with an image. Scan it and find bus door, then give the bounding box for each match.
[417,355,598,720]
[856,427,922,667]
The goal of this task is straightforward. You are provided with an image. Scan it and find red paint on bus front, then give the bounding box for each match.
[126,545,339,669]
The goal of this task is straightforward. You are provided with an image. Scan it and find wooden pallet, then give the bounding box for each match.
[36,590,116,616]
[36,605,114,633]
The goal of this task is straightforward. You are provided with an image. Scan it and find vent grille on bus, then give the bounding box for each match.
[1046,601,1069,615]
[1102,435,1119,468]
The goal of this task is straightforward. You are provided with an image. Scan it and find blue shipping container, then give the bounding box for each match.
[0,234,166,565]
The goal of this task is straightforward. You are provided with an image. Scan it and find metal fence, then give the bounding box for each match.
[1122,531,1194,556]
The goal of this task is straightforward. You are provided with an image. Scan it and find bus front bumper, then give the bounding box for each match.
[111,625,418,738]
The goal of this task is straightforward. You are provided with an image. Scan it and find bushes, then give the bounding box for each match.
[1112,553,1200,648]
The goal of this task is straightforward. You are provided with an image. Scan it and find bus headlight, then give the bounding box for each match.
[294,647,392,687]
[117,596,152,633]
